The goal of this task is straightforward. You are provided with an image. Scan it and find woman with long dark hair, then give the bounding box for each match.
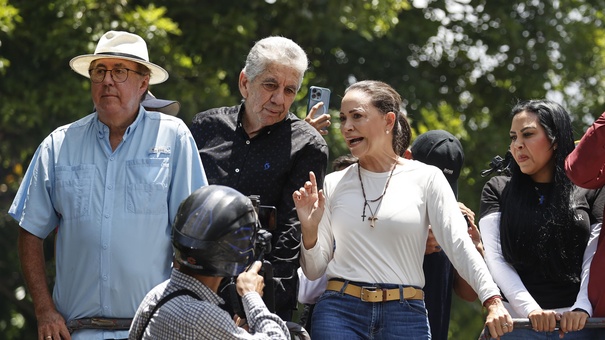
[480,99,599,338]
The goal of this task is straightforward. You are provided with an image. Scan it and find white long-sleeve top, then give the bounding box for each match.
[481,212,599,318]
[300,160,500,303]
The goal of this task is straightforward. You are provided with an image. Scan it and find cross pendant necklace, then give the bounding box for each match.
[358,161,397,228]
[361,200,380,227]
[368,216,378,228]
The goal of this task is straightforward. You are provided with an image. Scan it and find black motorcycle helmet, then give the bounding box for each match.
[172,185,258,277]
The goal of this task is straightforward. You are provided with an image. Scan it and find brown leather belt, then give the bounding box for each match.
[66,318,132,333]
[326,280,423,302]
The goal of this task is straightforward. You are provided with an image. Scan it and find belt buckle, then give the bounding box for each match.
[360,286,383,302]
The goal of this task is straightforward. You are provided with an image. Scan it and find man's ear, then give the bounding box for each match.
[403,148,413,160]
[139,76,150,95]
[238,71,249,99]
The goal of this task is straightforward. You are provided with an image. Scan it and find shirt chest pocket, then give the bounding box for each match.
[55,164,95,220]
[126,158,170,215]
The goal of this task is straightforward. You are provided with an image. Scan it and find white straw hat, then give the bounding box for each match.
[69,31,168,85]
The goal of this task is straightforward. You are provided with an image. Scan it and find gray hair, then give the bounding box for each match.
[242,36,308,91]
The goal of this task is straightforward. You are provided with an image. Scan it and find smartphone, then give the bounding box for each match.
[307,86,331,119]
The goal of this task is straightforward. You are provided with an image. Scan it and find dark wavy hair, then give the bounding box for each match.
[500,99,587,282]
[344,80,411,156]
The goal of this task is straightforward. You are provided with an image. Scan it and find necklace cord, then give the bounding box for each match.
[358,161,397,227]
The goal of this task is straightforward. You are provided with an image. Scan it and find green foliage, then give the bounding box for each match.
[0,0,19,76]
[450,296,485,339]
[3,0,605,338]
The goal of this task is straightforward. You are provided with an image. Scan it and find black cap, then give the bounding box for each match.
[410,130,464,197]
[142,92,180,116]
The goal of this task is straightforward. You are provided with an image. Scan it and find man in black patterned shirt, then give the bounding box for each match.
[191,36,329,321]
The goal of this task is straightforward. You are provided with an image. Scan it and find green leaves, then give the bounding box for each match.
[3,0,605,337]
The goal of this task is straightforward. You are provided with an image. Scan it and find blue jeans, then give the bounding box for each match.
[311,280,430,339]
[498,328,605,339]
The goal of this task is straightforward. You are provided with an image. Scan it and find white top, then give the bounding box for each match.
[297,268,328,305]
[300,160,500,303]
[481,212,599,317]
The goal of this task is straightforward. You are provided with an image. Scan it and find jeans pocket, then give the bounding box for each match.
[402,298,428,316]
[316,289,340,303]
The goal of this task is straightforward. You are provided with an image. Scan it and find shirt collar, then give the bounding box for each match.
[236,102,291,137]
[170,269,224,305]
[94,106,145,142]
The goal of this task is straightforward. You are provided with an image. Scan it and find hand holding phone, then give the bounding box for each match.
[307,86,331,117]
[306,86,331,134]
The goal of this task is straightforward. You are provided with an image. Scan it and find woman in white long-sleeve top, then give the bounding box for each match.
[293,80,512,340]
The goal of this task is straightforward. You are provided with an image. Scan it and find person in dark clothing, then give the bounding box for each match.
[408,130,481,340]
[191,36,329,321]
[480,99,601,338]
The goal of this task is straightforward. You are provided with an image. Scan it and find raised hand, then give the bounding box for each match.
[292,171,325,249]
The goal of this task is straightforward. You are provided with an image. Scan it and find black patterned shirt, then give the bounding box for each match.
[191,103,329,314]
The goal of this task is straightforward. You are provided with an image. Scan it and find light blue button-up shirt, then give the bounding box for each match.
[9,107,207,339]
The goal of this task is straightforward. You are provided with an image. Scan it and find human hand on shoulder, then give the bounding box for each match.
[236,261,264,297]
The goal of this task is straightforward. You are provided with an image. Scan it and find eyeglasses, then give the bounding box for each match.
[88,67,145,83]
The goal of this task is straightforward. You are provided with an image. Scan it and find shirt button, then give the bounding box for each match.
[235,168,240,173]
[107,185,113,190]
[103,275,108,281]
[246,140,250,145]
[103,244,108,249]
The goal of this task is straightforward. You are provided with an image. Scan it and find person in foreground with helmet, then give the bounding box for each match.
[129,185,290,339]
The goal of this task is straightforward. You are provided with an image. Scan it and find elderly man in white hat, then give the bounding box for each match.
[9,31,207,340]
